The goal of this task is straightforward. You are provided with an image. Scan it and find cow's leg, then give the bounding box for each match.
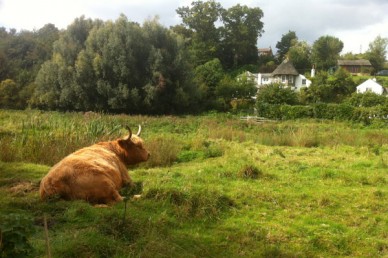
[95,179,124,204]
[70,173,123,204]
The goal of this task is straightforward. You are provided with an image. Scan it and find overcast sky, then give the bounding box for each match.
[0,0,387,54]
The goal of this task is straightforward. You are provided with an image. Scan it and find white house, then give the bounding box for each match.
[356,78,384,95]
[239,60,312,91]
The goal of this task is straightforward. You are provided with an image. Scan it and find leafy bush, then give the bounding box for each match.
[256,83,298,105]
[345,92,387,107]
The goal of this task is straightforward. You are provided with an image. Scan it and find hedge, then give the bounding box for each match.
[256,102,388,123]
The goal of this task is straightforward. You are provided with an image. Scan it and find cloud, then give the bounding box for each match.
[257,0,388,53]
[0,0,386,54]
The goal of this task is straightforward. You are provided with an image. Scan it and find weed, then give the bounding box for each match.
[238,165,263,179]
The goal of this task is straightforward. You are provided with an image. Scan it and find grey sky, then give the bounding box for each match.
[0,0,387,54]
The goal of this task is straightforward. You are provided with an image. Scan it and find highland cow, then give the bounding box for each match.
[39,125,149,204]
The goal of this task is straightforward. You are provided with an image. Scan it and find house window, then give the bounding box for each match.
[302,79,306,85]
[282,75,286,83]
[289,76,293,84]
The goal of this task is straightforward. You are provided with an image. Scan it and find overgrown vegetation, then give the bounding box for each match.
[0,110,387,257]
[1,1,387,115]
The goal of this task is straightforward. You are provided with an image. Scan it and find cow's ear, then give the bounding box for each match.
[118,138,133,148]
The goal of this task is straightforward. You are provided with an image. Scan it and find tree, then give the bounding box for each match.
[304,68,355,103]
[276,31,297,63]
[194,58,225,109]
[0,79,20,108]
[287,40,311,74]
[365,35,388,73]
[220,4,264,68]
[0,25,59,109]
[33,15,199,114]
[311,35,343,71]
[176,0,223,65]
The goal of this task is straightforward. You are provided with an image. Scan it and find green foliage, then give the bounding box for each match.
[256,83,298,105]
[176,1,264,70]
[304,69,355,103]
[195,58,225,107]
[176,0,223,65]
[220,4,264,68]
[0,213,35,257]
[287,40,312,74]
[0,79,20,109]
[256,102,388,124]
[276,30,297,63]
[364,35,388,72]
[32,15,197,114]
[311,35,344,70]
[345,92,387,107]
[0,25,59,109]
[215,74,256,111]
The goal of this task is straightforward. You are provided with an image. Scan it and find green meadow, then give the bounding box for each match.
[0,109,387,257]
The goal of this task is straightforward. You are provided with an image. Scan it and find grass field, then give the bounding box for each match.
[0,109,387,257]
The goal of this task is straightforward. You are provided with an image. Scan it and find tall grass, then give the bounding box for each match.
[1,110,387,166]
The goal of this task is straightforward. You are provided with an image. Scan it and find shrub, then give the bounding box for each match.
[256,83,298,105]
[257,102,387,123]
[280,105,313,119]
[345,92,387,107]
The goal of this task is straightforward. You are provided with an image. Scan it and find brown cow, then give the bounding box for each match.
[39,125,150,204]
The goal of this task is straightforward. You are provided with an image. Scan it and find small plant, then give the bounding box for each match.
[203,141,224,158]
[238,165,263,179]
[145,136,181,167]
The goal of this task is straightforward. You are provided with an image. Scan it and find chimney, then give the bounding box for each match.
[311,65,316,78]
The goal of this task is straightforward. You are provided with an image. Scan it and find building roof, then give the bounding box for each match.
[258,48,272,52]
[272,60,299,76]
[338,59,372,66]
[258,47,273,56]
[356,78,383,89]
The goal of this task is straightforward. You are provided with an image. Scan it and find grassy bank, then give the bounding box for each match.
[0,110,387,257]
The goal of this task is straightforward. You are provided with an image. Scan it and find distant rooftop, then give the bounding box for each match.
[338,59,372,66]
[272,59,299,76]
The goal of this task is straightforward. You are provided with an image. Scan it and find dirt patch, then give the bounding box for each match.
[8,181,39,196]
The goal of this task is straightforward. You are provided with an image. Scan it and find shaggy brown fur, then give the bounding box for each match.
[39,129,149,204]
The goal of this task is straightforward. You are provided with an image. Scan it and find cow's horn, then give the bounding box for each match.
[125,126,132,140]
[136,125,142,136]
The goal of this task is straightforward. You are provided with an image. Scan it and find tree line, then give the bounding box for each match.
[261,30,388,75]
[0,0,387,114]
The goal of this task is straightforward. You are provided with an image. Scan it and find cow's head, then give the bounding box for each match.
[118,125,150,165]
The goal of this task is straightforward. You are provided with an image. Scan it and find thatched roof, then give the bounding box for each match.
[272,60,299,76]
[338,59,372,66]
